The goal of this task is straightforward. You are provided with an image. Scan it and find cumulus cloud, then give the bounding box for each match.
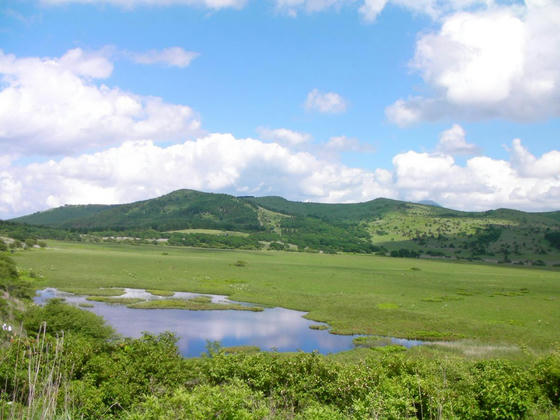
[274,0,347,16]
[0,48,201,156]
[256,127,312,146]
[325,136,375,153]
[510,138,560,178]
[1,133,558,218]
[359,0,388,21]
[128,47,199,68]
[0,133,395,217]
[359,0,495,21]
[273,0,494,20]
[305,89,347,114]
[392,138,560,211]
[436,124,480,155]
[41,0,247,10]
[386,1,560,124]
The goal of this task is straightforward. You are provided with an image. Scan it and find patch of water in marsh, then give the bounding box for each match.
[34,288,424,357]
[118,288,235,304]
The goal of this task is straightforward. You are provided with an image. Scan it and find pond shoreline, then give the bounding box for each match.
[34,287,426,357]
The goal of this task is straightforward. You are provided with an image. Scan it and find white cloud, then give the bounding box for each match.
[305,89,347,114]
[274,0,348,15]
[387,1,560,124]
[436,124,479,155]
[510,138,560,178]
[56,47,114,78]
[0,133,394,218]
[392,138,560,211]
[256,127,312,146]
[359,0,495,21]
[0,48,201,156]
[273,0,494,20]
[41,0,247,10]
[325,136,375,153]
[128,47,199,68]
[1,133,558,218]
[359,0,388,21]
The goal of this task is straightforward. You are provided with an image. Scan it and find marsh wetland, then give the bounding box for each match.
[16,240,560,355]
[3,239,560,418]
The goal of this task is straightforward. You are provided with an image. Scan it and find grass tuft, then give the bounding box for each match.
[309,324,328,331]
[127,298,263,312]
[86,297,145,305]
[146,289,175,297]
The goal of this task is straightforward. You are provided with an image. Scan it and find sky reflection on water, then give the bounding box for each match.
[35,288,358,357]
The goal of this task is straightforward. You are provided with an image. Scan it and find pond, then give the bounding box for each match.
[34,288,424,357]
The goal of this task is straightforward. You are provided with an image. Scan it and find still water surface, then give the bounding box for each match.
[35,288,423,357]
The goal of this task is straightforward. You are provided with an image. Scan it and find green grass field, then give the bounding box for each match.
[13,241,560,354]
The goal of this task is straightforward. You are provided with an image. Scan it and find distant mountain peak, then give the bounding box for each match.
[417,200,442,207]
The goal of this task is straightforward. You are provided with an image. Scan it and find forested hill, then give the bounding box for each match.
[12,190,434,231]
[12,190,262,232]
[7,189,560,265]
[13,189,560,230]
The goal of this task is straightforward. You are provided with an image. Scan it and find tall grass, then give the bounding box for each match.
[2,323,69,420]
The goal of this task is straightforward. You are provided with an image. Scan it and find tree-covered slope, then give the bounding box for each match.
[6,189,560,263]
[13,204,111,227]
[13,190,262,232]
[14,189,560,232]
[245,196,417,223]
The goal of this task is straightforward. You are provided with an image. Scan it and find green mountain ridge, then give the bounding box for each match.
[6,189,560,265]
[13,190,262,232]
[12,189,560,230]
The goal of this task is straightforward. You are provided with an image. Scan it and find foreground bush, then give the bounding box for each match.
[23,298,114,340]
[1,298,559,419]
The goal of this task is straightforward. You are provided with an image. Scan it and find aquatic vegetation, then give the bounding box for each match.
[309,324,329,330]
[127,298,264,312]
[145,289,174,297]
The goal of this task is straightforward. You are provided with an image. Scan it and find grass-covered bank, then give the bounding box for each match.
[12,240,560,352]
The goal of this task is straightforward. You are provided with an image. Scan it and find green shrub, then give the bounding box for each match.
[0,253,33,299]
[23,299,114,340]
[471,360,537,419]
[535,351,560,406]
[125,380,270,420]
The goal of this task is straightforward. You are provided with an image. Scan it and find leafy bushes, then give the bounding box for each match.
[0,220,81,241]
[470,360,537,419]
[125,380,271,420]
[23,299,114,340]
[0,253,33,300]
[168,232,263,250]
[2,296,560,418]
[535,352,560,406]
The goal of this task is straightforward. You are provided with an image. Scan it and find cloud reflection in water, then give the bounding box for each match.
[34,288,356,357]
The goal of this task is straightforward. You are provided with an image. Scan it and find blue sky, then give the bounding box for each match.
[0,0,559,217]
